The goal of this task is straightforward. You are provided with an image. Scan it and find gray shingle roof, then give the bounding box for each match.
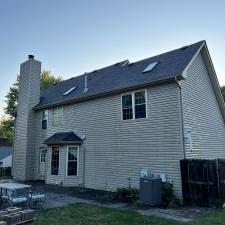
[43,132,83,145]
[34,41,204,110]
[0,147,13,160]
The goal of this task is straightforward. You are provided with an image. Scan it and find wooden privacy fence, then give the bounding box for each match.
[0,167,11,178]
[180,159,225,208]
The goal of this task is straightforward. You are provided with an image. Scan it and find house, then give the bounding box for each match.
[0,138,12,172]
[12,41,225,198]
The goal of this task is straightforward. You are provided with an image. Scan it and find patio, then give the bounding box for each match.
[25,181,213,222]
[0,179,214,223]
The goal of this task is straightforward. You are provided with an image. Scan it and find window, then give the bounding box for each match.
[135,91,146,119]
[52,107,63,126]
[42,110,48,129]
[62,87,77,96]
[67,146,78,176]
[142,61,159,73]
[122,94,133,120]
[51,147,59,175]
[122,90,147,120]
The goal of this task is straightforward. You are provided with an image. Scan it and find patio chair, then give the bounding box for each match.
[28,188,46,209]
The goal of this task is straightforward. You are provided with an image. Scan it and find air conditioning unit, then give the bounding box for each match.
[140,177,162,205]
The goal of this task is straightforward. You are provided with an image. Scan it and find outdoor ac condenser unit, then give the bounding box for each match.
[140,177,162,205]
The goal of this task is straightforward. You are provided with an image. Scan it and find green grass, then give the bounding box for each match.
[31,203,225,225]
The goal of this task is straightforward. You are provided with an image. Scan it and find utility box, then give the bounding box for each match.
[140,177,162,205]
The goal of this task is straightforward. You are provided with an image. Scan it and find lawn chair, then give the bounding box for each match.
[28,188,46,209]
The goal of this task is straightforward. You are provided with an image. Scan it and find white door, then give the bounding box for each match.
[39,148,47,180]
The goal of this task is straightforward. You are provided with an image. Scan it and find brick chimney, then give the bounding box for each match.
[13,55,41,180]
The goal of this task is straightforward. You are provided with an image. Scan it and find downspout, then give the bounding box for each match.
[83,145,86,188]
[175,77,186,159]
[12,115,17,177]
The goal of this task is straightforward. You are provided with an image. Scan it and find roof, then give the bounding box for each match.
[34,41,205,110]
[43,132,83,145]
[0,138,12,147]
[0,146,13,160]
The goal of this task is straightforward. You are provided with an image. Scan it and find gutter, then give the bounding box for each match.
[175,77,186,159]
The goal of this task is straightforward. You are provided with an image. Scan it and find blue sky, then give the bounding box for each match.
[0,0,225,116]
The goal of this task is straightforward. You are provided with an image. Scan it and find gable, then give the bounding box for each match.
[181,43,225,121]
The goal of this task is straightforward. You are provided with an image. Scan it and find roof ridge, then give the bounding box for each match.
[46,59,130,90]
[127,40,205,66]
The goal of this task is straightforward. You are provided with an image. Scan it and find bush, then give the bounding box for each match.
[161,182,181,208]
[114,188,139,203]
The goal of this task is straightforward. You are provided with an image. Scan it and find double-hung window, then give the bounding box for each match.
[67,146,78,176]
[122,94,133,120]
[52,107,63,126]
[51,147,59,175]
[122,90,147,120]
[42,110,48,129]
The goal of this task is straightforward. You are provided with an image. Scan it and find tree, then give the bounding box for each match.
[222,86,225,102]
[40,70,63,91]
[4,75,19,116]
[0,119,14,143]
[4,70,63,116]
[1,70,63,143]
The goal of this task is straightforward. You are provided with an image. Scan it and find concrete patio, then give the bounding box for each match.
[26,181,213,222]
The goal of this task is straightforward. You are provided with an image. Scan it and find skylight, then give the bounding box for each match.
[62,87,77,96]
[142,61,159,73]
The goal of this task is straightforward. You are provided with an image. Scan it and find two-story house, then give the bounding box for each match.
[13,41,225,198]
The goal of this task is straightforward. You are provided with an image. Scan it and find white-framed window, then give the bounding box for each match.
[51,147,59,175]
[42,110,48,129]
[121,90,147,120]
[52,107,63,126]
[66,146,79,176]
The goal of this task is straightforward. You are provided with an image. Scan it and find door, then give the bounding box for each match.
[39,147,47,180]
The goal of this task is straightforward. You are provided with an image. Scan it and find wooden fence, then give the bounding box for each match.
[0,167,11,178]
[180,159,225,208]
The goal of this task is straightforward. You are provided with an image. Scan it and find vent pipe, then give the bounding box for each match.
[83,75,88,93]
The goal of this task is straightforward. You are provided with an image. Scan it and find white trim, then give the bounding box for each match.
[66,145,79,177]
[181,42,205,78]
[50,146,60,176]
[39,147,47,180]
[121,89,148,121]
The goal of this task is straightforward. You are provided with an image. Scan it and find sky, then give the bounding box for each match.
[0,0,225,116]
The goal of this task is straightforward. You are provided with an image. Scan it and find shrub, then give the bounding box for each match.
[114,188,139,203]
[161,182,181,208]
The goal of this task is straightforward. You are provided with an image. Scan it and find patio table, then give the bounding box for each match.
[0,183,31,191]
[0,183,32,207]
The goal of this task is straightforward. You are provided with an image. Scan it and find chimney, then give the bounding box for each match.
[28,55,34,59]
[13,56,41,181]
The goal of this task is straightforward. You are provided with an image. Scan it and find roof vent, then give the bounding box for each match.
[83,75,88,93]
[180,46,188,50]
[62,86,77,96]
[142,61,159,73]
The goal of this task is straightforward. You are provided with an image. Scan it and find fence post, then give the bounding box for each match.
[216,159,221,208]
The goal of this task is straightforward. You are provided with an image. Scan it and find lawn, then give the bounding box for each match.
[31,203,225,225]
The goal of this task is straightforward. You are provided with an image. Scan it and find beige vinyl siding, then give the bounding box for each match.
[180,51,225,159]
[33,82,183,197]
[13,59,41,180]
